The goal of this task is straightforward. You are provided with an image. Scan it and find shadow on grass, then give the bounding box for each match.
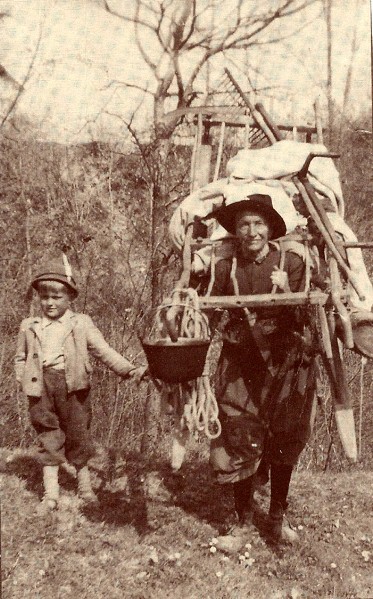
[126,455,233,531]
[82,467,151,537]
[82,452,230,534]
[0,454,78,499]
[129,456,276,542]
[1,450,273,542]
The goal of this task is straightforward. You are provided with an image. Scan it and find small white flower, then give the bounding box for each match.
[210,546,217,554]
[361,551,370,562]
[216,571,223,578]
[330,563,337,569]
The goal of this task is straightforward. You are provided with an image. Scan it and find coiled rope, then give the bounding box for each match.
[156,288,222,440]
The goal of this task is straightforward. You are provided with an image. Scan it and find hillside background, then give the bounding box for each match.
[0,112,372,468]
[0,1,372,596]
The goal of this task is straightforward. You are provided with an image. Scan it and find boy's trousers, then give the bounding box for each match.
[28,368,95,467]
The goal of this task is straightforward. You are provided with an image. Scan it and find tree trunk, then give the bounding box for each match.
[140,137,172,455]
[324,0,334,147]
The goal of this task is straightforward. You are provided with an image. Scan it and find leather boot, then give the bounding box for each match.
[77,466,98,503]
[268,499,287,542]
[214,477,255,554]
[233,476,254,525]
[267,464,299,544]
[268,500,299,544]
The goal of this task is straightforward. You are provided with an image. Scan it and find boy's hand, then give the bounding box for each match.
[128,366,149,384]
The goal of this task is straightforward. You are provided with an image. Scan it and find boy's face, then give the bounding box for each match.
[37,281,71,320]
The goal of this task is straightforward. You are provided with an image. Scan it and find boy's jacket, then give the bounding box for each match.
[15,311,136,396]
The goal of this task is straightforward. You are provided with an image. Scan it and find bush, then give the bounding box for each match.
[1,114,372,470]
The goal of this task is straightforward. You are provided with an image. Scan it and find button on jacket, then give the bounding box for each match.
[15,311,136,396]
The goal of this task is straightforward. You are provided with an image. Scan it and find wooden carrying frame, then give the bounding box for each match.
[164,69,373,462]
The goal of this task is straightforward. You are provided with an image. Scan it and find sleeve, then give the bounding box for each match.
[84,316,136,377]
[286,252,306,292]
[14,320,27,383]
[210,258,231,296]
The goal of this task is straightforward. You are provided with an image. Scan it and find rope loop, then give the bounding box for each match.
[154,288,221,440]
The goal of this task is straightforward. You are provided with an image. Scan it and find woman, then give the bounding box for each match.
[208,193,317,546]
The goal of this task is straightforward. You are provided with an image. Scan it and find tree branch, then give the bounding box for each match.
[0,10,46,129]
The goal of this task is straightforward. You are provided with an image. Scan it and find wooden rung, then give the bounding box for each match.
[199,290,330,309]
[343,242,373,249]
[190,233,313,249]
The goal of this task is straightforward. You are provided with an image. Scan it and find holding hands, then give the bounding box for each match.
[127,365,149,385]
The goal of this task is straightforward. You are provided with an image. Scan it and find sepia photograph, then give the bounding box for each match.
[0,1,372,597]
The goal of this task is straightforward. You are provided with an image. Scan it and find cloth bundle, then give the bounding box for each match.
[169,140,373,311]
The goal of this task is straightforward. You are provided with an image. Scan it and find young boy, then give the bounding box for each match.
[15,257,147,513]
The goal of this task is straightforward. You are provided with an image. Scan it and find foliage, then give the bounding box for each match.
[0,131,190,451]
[0,111,372,469]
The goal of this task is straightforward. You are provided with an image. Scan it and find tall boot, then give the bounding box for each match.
[38,465,59,514]
[233,476,254,525]
[268,463,298,543]
[214,477,255,554]
[77,465,98,503]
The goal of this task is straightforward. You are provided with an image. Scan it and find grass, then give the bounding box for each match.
[1,445,372,599]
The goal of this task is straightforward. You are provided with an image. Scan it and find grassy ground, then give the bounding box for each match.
[1,446,372,599]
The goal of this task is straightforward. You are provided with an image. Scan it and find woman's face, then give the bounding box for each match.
[235,210,271,254]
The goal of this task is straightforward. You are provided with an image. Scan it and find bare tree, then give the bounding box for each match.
[0,9,46,130]
[323,0,333,145]
[101,0,319,453]
[104,0,318,138]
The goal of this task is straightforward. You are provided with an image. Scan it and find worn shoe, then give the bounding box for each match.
[214,523,255,554]
[214,511,255,554]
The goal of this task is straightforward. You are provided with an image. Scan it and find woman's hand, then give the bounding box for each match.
[270,266,290,292]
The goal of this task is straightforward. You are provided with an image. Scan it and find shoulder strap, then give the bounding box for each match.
[271,241,286,295]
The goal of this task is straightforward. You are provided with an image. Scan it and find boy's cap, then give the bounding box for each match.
[31,257,78,297]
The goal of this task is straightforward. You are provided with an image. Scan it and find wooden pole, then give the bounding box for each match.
[213,121,225,181]
[314,98,324,144]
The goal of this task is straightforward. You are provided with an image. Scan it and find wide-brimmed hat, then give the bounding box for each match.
[31,256,78,297]
[207,194,286,239]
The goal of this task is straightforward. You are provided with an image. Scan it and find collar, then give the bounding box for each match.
[41,308,73,328]
[238,243,270,264]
